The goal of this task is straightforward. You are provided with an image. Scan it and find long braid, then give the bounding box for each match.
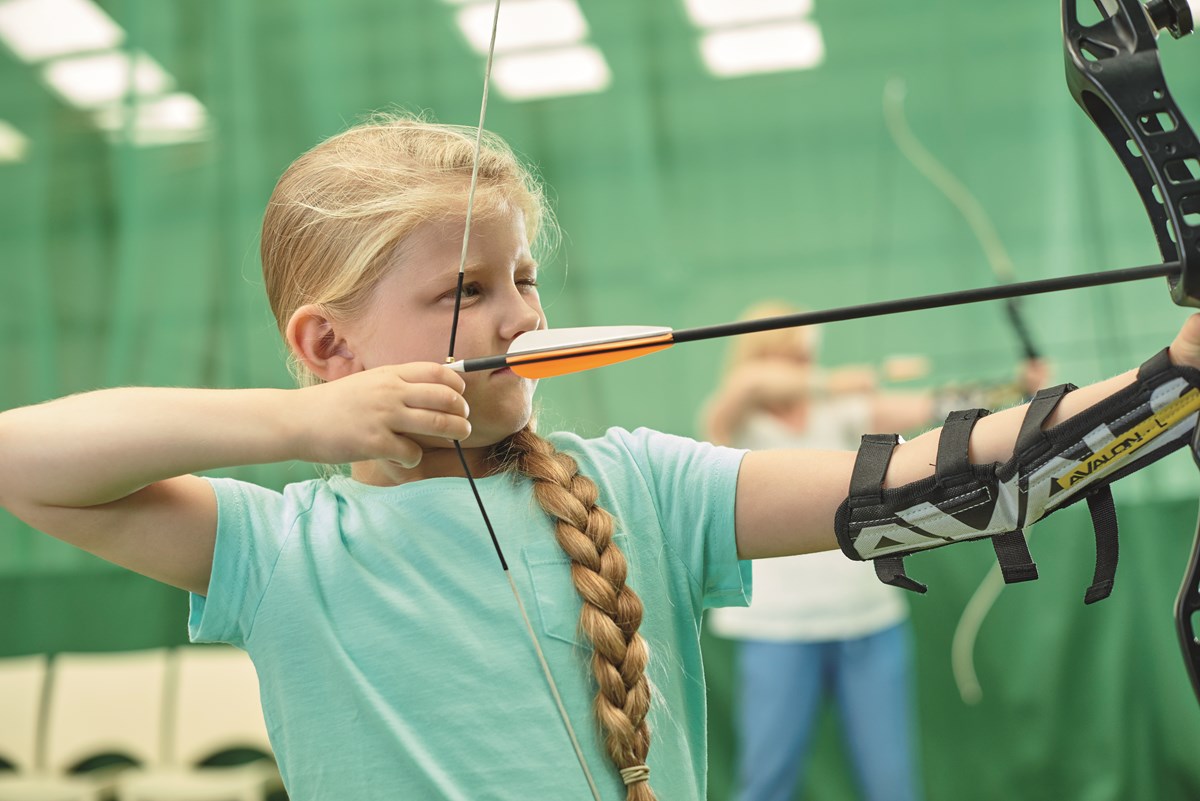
[496,426,657,801]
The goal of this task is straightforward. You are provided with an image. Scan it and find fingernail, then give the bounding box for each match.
[463,402,471,417]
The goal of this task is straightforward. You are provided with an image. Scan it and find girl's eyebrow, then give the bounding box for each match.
[456,258,538,277]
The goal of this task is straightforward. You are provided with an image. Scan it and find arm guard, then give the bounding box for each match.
[835,349,1200,602]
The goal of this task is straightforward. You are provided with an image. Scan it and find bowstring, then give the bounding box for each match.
[446,2,601,796]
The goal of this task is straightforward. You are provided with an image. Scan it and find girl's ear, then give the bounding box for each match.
[286,304,359,381]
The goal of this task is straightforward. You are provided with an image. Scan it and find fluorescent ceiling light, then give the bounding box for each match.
[0,120,30,162]
[94,92,210,145]
[684,0,813,28]
[492,44,610,101]
[457,0,587,55]
[0,0,124,62]
[42,49,173,108]
[701,21,825,77]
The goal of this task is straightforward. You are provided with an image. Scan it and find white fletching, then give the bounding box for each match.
[508,325,673,355]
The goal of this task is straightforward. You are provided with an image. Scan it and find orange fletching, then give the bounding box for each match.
[508,334,674,379]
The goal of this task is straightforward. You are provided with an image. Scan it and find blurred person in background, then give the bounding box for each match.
[703,301,1047,801]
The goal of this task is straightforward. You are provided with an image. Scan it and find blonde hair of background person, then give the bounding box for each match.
[1,114,1198,800]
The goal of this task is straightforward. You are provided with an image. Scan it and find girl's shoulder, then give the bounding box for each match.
[547,425,704,460]
[202,474,338,520]
[546,426,745,483]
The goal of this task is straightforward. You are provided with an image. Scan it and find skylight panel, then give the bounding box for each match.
[456,0,587,55]
[492,45,610,100]
[684,0,813,28]
[0,0,124,62]
[94,92,210,146]
[0,120,30,163]
[42,50,172,108]
[700,21,825,77]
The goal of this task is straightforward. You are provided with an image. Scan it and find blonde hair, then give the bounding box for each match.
[723,300,821,374]
[260,113,657,799]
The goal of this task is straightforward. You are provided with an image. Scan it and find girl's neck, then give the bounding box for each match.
[350,445,494,486]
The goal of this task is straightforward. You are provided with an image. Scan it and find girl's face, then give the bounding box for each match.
[348,201,546,447]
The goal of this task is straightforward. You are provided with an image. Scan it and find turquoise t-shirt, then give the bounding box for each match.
[190,427,750,801]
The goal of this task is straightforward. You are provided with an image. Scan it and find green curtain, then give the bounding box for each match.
[2,1,1199,799]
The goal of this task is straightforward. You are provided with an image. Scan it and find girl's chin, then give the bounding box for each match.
[442,413,534,451]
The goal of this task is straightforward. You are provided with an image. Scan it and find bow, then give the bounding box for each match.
[1062,0,1200,704]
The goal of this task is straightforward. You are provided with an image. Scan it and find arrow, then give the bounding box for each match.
[449,261,1178,378]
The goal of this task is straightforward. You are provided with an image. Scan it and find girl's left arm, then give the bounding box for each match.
[733,315,1200,560]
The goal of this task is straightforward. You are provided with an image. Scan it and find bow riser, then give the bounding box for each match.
[1064,0,1200,307]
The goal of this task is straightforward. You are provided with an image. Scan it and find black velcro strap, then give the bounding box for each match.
[849,434,901,505]
[991,531,1039,584]
[935,409,989,488]
[1083,487,1119,604]
[874,557,928,594]
[1015,383,1077,455]
[1137,347,1173,382]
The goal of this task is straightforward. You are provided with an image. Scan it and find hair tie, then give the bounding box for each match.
[619,765,650,786]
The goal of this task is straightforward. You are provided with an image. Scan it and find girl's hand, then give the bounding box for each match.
[1017,358,1052,397]
[290,363,471,467]
[1170,314,1200,370]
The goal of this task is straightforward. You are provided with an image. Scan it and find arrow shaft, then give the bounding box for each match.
[670,262,1178,345]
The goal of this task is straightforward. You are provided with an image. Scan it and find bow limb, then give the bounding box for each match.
[882,78,1042,361]
[446,2,602,796]
[1062,0,1200,704]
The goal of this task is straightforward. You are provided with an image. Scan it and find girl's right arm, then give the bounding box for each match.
[0,364,470,595]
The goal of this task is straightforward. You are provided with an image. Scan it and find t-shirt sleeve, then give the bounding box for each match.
[609,427,751,610]
[188,476,291,648]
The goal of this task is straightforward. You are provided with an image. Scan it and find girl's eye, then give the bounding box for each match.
[518,278,539,289]
[459,283,482,298]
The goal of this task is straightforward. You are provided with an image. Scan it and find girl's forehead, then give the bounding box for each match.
[390,210,534,279]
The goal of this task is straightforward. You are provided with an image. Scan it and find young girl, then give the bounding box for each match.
[1,115,1198,801]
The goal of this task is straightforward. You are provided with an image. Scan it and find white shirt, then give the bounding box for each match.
[706,397,908,642]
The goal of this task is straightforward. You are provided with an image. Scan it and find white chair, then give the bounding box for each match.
[0,654,47,776]
[116,646,281,801]
[0,648,171,801]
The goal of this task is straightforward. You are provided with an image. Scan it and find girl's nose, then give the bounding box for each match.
[500,290,544,342]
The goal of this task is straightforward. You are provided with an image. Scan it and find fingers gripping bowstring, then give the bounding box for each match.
[446,2,602,797]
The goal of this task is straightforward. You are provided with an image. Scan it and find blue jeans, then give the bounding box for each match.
[732,623,922,801]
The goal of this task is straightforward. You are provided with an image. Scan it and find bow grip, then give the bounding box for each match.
[1174,423,1200,705]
